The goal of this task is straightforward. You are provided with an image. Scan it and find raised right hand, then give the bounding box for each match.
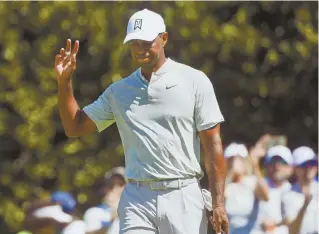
[55,39,79,84]
[249,134,272,162]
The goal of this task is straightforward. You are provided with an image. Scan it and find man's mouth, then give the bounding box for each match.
[136,53,149,59]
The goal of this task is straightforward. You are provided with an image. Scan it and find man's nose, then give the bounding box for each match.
[274,162,282,169]
[135,41,150,48]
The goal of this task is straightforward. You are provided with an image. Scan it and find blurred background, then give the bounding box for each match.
[0,1,317,234]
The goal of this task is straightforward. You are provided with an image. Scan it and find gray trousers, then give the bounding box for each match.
[118,181,208,234]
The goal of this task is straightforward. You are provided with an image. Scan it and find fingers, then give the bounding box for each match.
[55,54,61,66]
[210,214,228,234]
[72,40,79,55]
[209,216,214,226]
[56,39,78,67]
[222,220,229,234]
[64,39,79,57]
[65,39,71,54]
[60,48,65,57]
[210,215,221,233]
[215,220,222,234]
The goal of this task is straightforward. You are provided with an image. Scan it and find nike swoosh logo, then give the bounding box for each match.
[166,84,177,89]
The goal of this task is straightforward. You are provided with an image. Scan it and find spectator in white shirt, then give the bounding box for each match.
[282,146,318,234]
[251,145,293,234]
[84,167,126,234]
[224,136,269,234]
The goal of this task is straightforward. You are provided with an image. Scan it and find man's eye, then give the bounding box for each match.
[130,41,153,47]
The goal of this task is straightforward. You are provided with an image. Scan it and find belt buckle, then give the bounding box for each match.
[150,181,168,191]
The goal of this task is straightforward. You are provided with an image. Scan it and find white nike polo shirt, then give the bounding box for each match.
[83,58,224,181]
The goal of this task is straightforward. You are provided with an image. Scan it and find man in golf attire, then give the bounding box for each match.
[55,8,228,234]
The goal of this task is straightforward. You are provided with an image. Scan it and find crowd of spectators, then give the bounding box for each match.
[18,135,318,234]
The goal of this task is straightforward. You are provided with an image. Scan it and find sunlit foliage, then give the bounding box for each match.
[0,2,317,233]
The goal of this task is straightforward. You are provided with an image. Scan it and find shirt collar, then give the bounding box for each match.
[266,177,289,189]
[153,58,174,75]
[137,58,174,83]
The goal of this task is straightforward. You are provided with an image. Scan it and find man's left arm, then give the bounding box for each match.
[200,124,228,234]
[193,72,228,233]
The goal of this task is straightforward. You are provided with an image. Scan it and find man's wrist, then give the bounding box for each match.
[212,203,225,209]
[212,197,225,208]
[209,180,225,208]
[57,79,72,87]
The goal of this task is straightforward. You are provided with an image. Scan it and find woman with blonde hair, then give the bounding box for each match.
[224,136,270,234]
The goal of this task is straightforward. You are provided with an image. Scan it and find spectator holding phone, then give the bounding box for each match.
[224,137,269,234]
[282,146,318,234]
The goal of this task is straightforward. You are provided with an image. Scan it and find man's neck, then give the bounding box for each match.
[141,56,167,81]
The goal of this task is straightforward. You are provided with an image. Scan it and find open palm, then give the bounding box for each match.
[55,39,79,83]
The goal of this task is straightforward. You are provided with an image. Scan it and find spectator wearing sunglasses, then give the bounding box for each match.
[251,145,293,234]
[282,146,318,234]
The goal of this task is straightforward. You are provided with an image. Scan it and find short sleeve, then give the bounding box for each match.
[83,207,112,232]
[83,88,115,132]
[194,72,224,131]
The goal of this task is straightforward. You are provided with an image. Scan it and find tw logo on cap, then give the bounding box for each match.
[134,19,142,30]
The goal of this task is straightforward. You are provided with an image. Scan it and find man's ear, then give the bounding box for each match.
[161,32,168,47]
